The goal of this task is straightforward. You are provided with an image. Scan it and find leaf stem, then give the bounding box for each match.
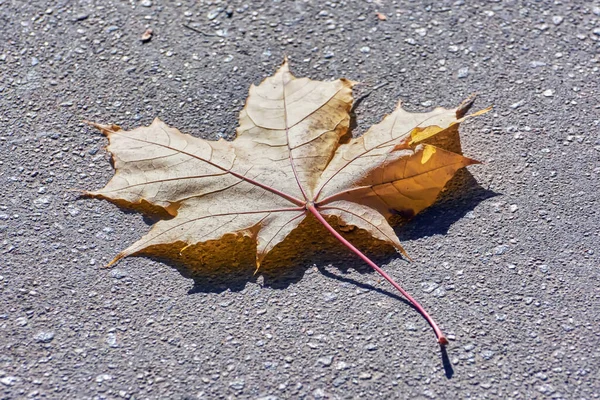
[307,203,448,346]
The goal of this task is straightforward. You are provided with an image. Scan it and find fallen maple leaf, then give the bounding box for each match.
[86,59,489,345]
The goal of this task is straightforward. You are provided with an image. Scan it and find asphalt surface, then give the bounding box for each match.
[1,1,599,399]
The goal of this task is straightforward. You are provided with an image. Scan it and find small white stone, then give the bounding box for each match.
[95,374,113,383]
[421,282,439,293]
[552,16,563,25]
[317,356,333,366]
[358,372,372,380]
[415,27,427,37]
[0,376,18,386]
[542,89,554,97]
[510,100,525,109]
[229,379,245,390]
[335,361,349,370]
[457,67,469,78]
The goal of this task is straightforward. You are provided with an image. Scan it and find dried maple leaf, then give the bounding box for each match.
[86,59,489,345]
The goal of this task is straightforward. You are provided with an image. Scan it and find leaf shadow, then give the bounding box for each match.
[128,169,480,380]
[316,265,413,308]
[147,169,496,296]
[181,217,403,295]
[319,264,456,380]
[394,169,499,241]
[440,345,455,379]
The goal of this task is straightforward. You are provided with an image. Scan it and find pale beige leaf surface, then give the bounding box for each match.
[235,60,354,199]
[87,59,486,271]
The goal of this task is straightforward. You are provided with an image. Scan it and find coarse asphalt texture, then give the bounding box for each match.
[1,1,599,399]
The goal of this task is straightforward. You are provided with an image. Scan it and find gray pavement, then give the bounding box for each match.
[1,1,599,399]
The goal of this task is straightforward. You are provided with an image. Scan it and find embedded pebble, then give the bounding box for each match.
[0,376,18,386]
[358,372,372,380]
[536,384,556,394]
[207,8,223,20]
[110,269,127,279]
[317,355,333,366]
[543,89,554,97]
[34,331,55,343]
[33,196,51,209]
[219,300,233,308]
[510,100,525,109]
[335,361,349,370]
[67,206,80,216]
[332,377,346,387]
[552,16,563,25]
[323,292,337,302]
[106,333,118,348]
[457,67,469,78]
[493,245,509,255]
[229,379,245,390]
[420,282,439,293]
[364,343,378,351]
[415,27,427,36]
[529,61,546,68]
[95,374,113,383]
